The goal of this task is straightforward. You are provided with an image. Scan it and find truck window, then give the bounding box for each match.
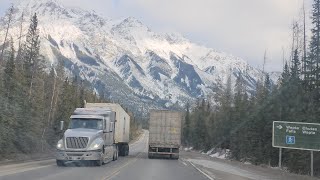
[69,119,103,130]
[110,122,114,132]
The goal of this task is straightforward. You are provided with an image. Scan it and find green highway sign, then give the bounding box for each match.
[273,121,320,151]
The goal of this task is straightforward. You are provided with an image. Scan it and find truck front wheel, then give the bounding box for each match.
[125,144,129,156]
[95,159,103,166]
[56,160,65,166]
[113,146,118,161]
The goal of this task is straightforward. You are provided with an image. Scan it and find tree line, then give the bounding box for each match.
[182,0,320,176]
[0,12,108,159]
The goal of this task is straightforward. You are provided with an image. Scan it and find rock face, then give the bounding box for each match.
[0,0,277,113]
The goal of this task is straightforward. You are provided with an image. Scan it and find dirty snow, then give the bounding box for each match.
[184,147,193,151]
[187,159,271,180]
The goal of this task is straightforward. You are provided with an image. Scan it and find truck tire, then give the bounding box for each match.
[56,160,65,166]
[120,144,126,156]
[125,144,129,156]
[118,144,123,156]
[171,155,179,160]
[113,146,118,161]
[148,153,153,159]
[95,159,103,166]
[116,146,119,159]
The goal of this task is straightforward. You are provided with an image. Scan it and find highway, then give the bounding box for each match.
[0,130,317,180]
[0,131,207,180]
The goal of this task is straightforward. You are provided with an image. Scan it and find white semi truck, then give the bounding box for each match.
[55,103,130,166]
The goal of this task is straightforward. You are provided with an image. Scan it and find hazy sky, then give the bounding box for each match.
[0,0,312,72]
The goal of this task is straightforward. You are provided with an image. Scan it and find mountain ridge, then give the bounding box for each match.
[0,0,279,113]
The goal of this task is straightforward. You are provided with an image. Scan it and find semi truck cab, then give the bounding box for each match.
[56,108,118,166]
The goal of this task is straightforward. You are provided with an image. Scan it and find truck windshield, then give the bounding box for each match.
[69,119,103,130]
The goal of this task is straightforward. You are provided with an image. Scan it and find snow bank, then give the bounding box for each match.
[187,159,268,180]
[203,148,229,160]
[184,147,193,151]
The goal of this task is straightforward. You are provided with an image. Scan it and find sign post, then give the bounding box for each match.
[273,121,320,176]
[278,148,282,168]
[311,151,314,177]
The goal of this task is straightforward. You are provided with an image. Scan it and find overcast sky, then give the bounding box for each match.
[0,0,312,72]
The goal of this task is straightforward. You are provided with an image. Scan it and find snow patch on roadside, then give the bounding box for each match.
[186,159,269,180]
[202,148,229,159]
[206,148,214,155]
[184,147,193,151]
[210,152,227,159]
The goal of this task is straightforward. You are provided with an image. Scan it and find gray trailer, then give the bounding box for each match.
[148,110,182,159]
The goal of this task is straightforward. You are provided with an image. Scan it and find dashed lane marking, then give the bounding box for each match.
[178,159,188,166]
[102,131,148,180]
[102,154,141,180]
[189,162,215,180]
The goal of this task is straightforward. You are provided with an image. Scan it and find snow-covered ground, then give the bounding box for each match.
[181,150,317,180]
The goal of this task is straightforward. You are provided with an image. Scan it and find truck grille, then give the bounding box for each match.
[66,137,89,149]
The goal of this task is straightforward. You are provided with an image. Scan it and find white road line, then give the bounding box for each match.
[178,159,188,166]
[189,162,215,180]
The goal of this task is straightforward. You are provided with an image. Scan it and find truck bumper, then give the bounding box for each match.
[56,150,103,161]
[148,146,180,159]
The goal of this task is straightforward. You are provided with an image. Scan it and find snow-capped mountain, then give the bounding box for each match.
[0,0,276,113]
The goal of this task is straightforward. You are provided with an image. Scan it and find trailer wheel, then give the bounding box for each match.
[118,144,123,156]
[148,153,153,159]
[125,144,129,156]
[172,155,179,160]
[95,159,103,166]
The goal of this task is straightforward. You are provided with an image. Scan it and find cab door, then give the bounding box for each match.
[103,117,114,160]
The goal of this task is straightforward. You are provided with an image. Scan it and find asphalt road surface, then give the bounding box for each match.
[0,130,318,180]
[0,131,207,180]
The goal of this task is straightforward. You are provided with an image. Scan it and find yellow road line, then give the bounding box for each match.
[102,153,142,180]
[102,131,148,180]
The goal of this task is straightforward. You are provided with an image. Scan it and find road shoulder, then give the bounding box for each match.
[181,150,317,180]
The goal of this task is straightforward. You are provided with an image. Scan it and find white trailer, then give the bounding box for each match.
[85,103,130,156]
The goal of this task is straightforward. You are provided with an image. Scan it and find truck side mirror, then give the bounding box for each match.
[60,121,64,131]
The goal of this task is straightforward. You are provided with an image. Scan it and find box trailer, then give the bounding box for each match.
[148,110,182,159]
[85,103,130,156]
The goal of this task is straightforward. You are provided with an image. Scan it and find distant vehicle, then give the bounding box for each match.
[148,110,182,159]
[55,103,130,166]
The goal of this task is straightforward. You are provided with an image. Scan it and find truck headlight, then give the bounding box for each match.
[56,139,65,150]
[88,138,104,150]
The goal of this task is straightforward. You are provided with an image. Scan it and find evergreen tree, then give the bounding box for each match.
[23,13,41,99]
[192,100,209,150]
[183,102,191,146]
[4,40,16,103]
[281,62,290,85]
[306,0,320,90]
[291,49,301,80]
